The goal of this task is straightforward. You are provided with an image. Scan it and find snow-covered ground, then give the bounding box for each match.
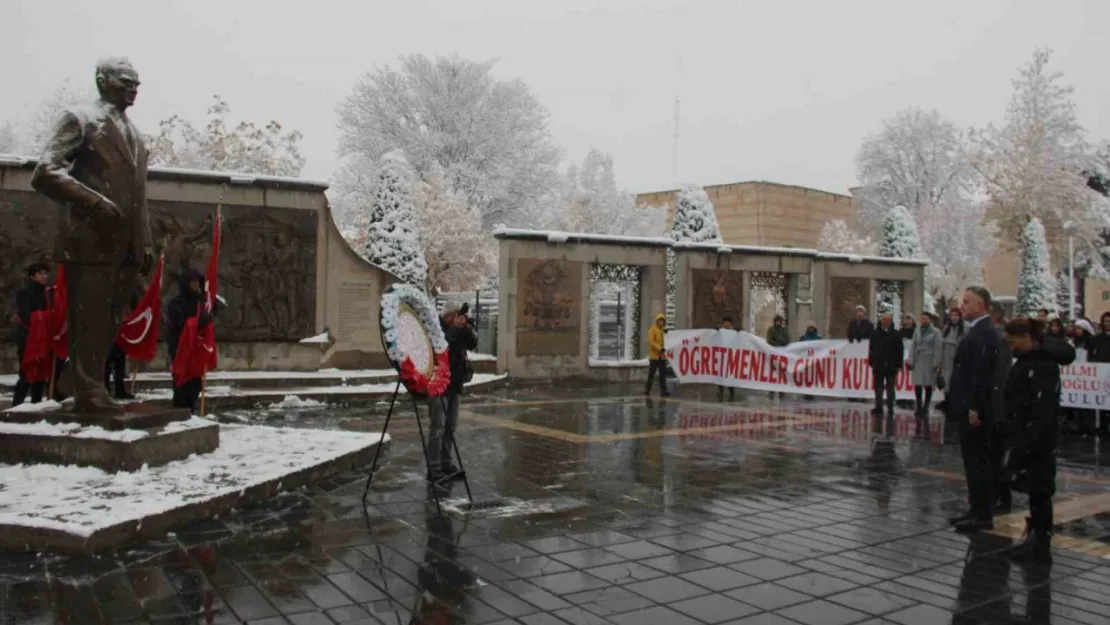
[0,424,388,538]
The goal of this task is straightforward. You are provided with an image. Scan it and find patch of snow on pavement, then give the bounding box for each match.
[3,400,64,414]
[267,395,325,409]
[0,425,389,537]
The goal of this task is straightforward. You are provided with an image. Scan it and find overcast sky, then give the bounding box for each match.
[3,0,1108,196]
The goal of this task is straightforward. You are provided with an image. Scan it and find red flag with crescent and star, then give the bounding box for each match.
[50,265,68,360]
[172,209,221,386]
[114,255,164,361]
[200,208,220,371]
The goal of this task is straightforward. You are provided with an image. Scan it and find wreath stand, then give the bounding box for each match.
[360,381,473,514]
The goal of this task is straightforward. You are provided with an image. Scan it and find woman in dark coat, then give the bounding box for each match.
[1002,318,1076,564]
[1089,312,1110,363]
[899,314,917,341]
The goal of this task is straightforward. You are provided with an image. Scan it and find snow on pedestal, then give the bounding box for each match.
[1016,217,1058,316]
[0,424,390,553]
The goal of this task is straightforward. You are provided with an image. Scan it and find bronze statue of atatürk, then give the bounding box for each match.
[31,57,154,415]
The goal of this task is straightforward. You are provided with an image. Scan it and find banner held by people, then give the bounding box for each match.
[665,328,1110,408]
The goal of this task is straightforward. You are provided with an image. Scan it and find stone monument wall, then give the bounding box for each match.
[0,157,397,372]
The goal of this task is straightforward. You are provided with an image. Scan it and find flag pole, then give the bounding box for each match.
[130,361,139,395]
[48,357,57,401]
[199,370,208,416]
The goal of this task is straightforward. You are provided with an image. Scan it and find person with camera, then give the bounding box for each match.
[1001,317,1075,564]
[427,301,478,483]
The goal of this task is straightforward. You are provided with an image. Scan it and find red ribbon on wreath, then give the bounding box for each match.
[399,351,452,397]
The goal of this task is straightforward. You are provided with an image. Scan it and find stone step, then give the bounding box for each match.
[1,374,508,412]
[0,360,498,392]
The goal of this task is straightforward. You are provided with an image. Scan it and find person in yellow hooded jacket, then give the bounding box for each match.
[645,313,670,397]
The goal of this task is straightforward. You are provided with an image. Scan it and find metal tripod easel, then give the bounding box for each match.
[361,380,473,514]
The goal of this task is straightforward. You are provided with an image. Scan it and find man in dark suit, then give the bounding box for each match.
[847,305,874,343]
[947,286,1001,532]
[868,311,904,418]
[31,57,153,415]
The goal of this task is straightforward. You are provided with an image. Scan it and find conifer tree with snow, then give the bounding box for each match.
[363,150,428,286]
[666,185,721,321]
[879,205,922,259]
[1016,217,1058,317]
[879,205,933,313]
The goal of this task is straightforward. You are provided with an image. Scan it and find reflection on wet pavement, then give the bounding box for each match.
[2,385,1110,624]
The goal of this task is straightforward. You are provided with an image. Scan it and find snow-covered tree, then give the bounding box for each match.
[411,164,493,293]
[0,122,20,154]
[337,54,561,228]
[328,154,376,247]
[972,49,1107,276]
[879,205,933,313]
[145,96,305,176]
[879,205,923,258]
[817,219,877,255]
[922,201,999,306]
[667,185,721,321]
[856,108,975,227]
[1016,217,1057,317]
[854,108,999,305]
[364,150,428,286]
[0,81,94,155]
[671,185,722,244]
[515,149,667,237]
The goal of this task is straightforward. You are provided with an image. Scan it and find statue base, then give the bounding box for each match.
[0,411,218,472]
[2,403,191,431]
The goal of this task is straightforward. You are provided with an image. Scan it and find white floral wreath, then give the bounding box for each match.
[380,283,451,396]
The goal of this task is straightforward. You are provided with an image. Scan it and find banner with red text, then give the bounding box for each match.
[1060,362,1110,410]
[665,329,920,400]
[666,329,1110,410]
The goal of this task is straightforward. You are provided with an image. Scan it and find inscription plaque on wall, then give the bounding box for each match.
[337,282,377,347]
[829,277,869,339]
[516,259,582,356]
[691,269,743,329]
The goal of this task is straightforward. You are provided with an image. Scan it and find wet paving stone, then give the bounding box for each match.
[5,388,1110,624]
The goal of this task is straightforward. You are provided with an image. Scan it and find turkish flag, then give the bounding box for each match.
[21,310,53,383]
[200,208,220,371]
[172,209,221,387]
[115,255,164,361]
[50,265,68,361]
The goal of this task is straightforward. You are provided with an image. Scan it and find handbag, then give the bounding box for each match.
[462,353,475,384]
[936,373,945,391]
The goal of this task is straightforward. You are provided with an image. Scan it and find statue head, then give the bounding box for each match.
[95,57,140,111]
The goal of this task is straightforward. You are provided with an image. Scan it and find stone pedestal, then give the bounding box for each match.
[0,404,218,472]
[2,403,191,430]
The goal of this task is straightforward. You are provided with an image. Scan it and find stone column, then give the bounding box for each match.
[640,262,667,358]
[740,271,752,333]
[902,278,922,318]
[788,273,812,340]
[671,251,691,330]
[811,263,828,337]
[496,240,515,375]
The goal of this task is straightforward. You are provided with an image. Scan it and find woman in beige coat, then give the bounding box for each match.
[910,312,942,418]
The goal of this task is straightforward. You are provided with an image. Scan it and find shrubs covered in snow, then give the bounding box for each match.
[667,185,721,322]
[363,150,429,286]
[1016,217,1057,317]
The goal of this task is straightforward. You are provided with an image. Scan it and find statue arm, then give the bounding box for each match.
[30,112,107,210]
